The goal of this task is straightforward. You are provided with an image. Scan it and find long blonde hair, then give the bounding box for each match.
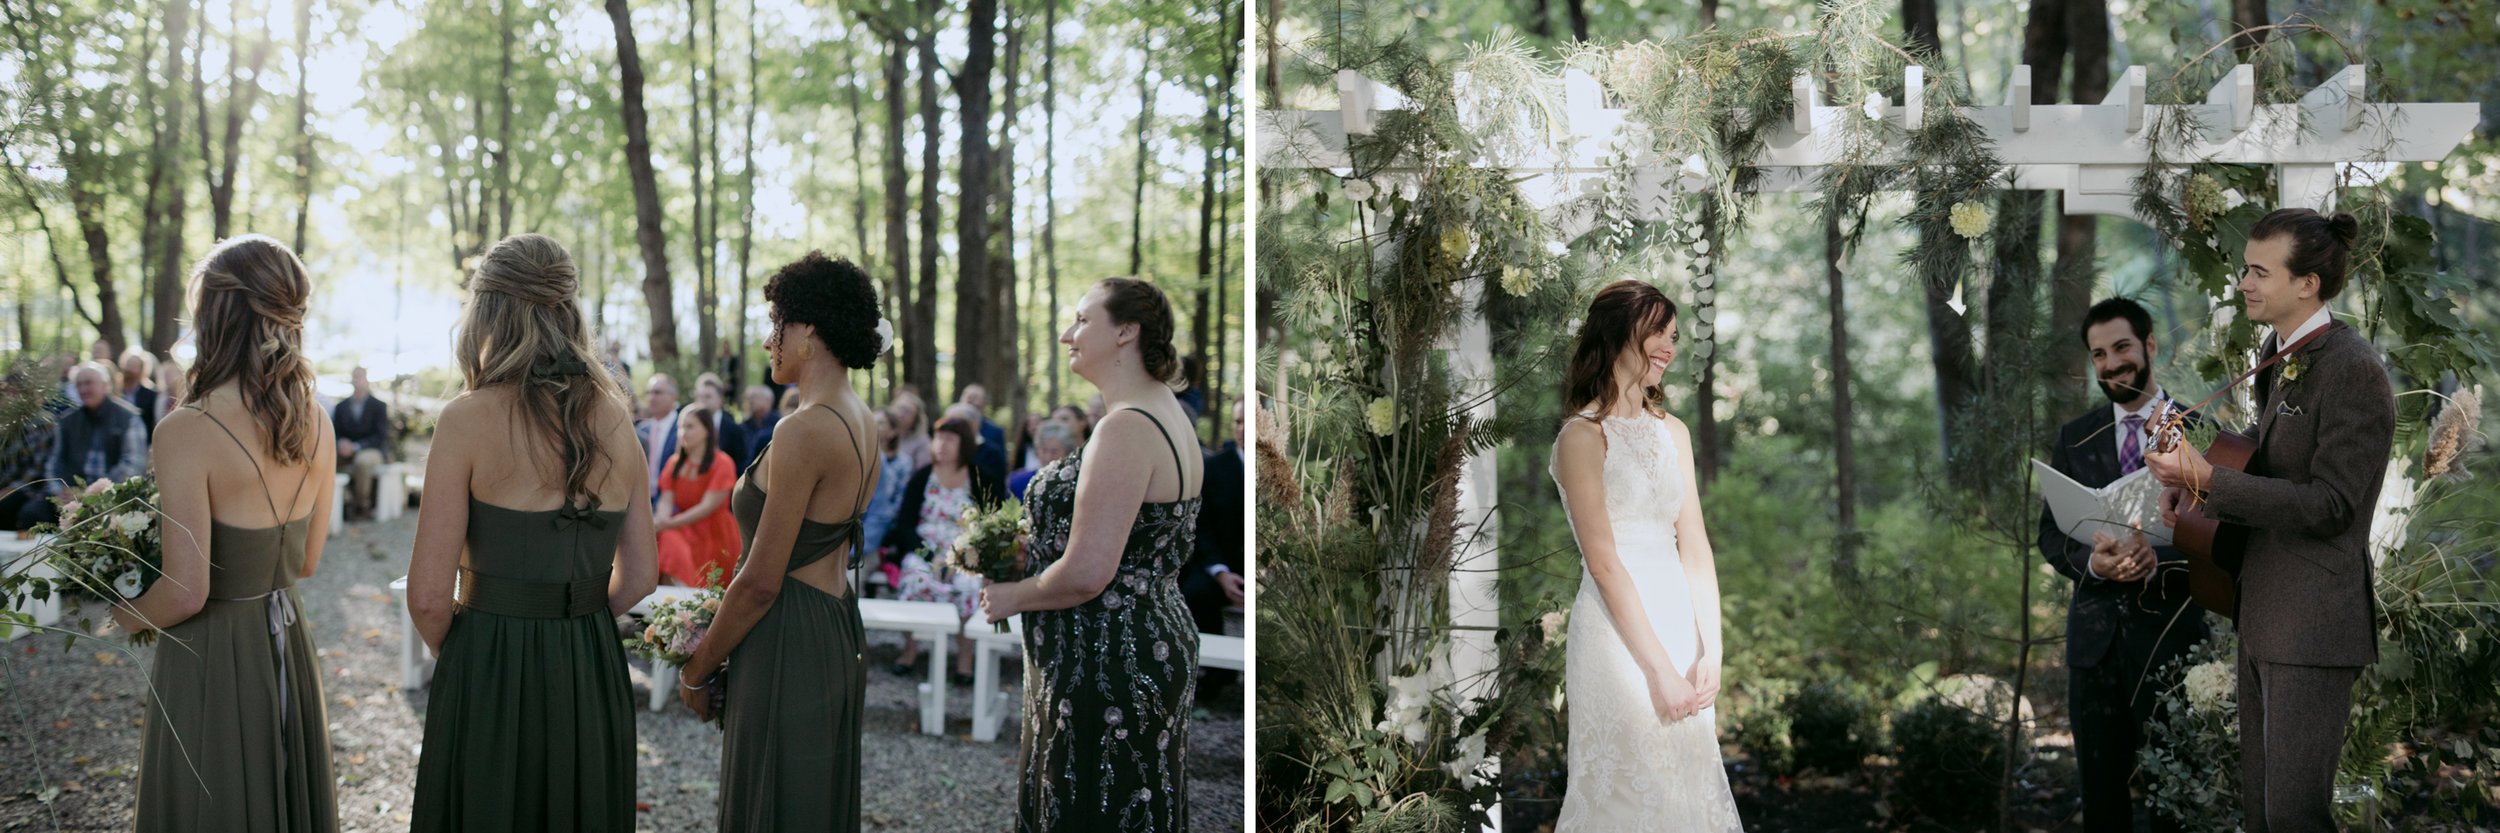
[455,233,626,510]
[186,234,320,464]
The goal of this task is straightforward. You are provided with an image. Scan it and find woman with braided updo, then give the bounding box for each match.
[407,233,660,832]
[123,234,341,832]
[980,277,1204,832]
[674,251,886,831]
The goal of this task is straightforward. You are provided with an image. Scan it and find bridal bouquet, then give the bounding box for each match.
[625,566,724,668]
[950,500,1029,632]
[0,477,166,645]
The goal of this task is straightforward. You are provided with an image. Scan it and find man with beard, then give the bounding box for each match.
[2038,297,2210,833]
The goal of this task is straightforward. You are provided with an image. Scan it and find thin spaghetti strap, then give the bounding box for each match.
[810,402,873,515]
[1119,407,1191,489]
[186,405,303,527]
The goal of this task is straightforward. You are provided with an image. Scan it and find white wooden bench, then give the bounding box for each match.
[330,462,410,536]
[394,578,967,737]
[968,629,1245,742]
[0,536,60,642]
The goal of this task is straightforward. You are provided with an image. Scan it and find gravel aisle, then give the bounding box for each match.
[0,512,1244,832]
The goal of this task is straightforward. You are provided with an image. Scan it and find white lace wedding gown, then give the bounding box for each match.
[1550,411,1742,832]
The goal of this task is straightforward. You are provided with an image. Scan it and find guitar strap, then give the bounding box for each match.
[2155,321,2334,449]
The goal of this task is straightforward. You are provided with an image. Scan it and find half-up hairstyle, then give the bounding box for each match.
[1562,279,1678,423]
[455,233,627,511]
[186,234,321,465]
[1095,276,1179,384]
[2249,207,2362,300]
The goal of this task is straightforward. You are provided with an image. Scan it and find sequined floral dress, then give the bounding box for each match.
[1016,408,1200,832]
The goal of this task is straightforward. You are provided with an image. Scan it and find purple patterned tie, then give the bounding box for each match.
[2120,415,2144,475]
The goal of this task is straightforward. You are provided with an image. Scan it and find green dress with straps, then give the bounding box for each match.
[409,494,634,832]
[135,407,338,833]
[1017,407,1202,832]
[718,403,872,832]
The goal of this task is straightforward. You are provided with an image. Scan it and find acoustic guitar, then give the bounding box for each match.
[2146,324,2332,621]
[2151,403,2250,620]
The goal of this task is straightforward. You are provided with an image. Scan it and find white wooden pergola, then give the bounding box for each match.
[1259,63,2475,829]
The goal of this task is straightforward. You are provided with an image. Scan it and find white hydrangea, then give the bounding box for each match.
[2184,661,2235,713]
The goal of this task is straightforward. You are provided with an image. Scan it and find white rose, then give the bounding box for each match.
[114,569,144,599]
[116,511,149,537]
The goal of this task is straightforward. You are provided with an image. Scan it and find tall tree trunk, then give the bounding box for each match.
[2230,0,2266,54]
[1528,0,1550,40]
[1210,4,1239,441]
[1128,67,1152,275]
[198,0,270,241]
[736,0,758,385]
[912,0,942,398]
[991,3,1022,411]
[495,0,514,240]
[955,0,997,401]
[1698,0,1717,28]
[704,0,722,370]
[66,168,128,357]
[1564,0,1589,41]
[13,180,102,334]
[290,0,312,254]
[2048,0,2107,420]
[1192,31,1219,428]
[880,29,912,397]
[1825,211,1857,585]
[690,0,714,369]
[137,6,168,351]
[606,0,679,367]
[1907,0,1980,484]
[1041,0,1060,407]
[151,0,194,358]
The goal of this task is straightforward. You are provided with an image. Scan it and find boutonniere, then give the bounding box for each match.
[2279,354,2307,386]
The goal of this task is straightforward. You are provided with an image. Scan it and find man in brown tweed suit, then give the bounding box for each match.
[2148,208,2393,833]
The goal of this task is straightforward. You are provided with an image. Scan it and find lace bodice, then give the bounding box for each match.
[1551,410,1684,532]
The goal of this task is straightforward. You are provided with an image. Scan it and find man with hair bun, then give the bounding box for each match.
[2147,207,2394,833]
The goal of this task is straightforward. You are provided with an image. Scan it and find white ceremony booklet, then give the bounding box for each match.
[2034,460,2175,546]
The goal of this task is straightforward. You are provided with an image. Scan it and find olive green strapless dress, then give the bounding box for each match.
[136,409,337,833]
[410,498,635,833]
[717,409,871,833]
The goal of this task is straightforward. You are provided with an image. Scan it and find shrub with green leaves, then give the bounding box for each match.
[1789,678,1879,775]
[1890,697,2004,824]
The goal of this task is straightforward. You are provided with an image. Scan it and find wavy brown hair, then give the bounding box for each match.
[186,234,321,464]
[455,233,627,511]
[1094,276,1180,383]
[1562,279,1678,423]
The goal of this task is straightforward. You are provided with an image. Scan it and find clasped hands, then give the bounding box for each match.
[2088,526,2156,584]
[1646,654,1720,725]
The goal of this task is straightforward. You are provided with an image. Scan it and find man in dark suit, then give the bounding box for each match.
[117,350,160,441]
[332,367,393,521]
[1186,400,1247,706]
[2150,209,2393,833]
[21,362,148,529]
[655,376,750,480]
[2040,298,2209,833]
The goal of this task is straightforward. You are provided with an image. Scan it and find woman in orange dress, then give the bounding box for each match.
[656,407,740,586]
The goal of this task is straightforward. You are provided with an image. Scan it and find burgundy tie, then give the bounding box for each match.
[2120,415,2144,475]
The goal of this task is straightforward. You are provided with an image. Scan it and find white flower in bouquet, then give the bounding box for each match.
[115,511,149,538]
[1443,730,1492,787]
[114,569,145,599]
[2184,661,2234,713]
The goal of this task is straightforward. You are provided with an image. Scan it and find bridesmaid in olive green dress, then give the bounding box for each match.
[406,233,660,833]
[981,278,1204,833]
[674,252,884,832]
[114,234,340,833]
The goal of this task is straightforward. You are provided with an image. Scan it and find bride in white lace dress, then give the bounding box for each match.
[1548,280,1742,831]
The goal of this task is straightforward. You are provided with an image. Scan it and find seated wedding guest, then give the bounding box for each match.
[1186,399,1248,706]
[119,349,161,440]
[741,384,781,460]
[890,390,933,469]
[1051,403,1091,448]
[656,407,741,587]
[655,376,750,477]
[881,412,1003,685]
[777,385,802,419]
[1010,412,1045,471]
[638,373,680,487]
[19,362,148,529]
[1009,421,1074,501]
[859,408,914,593]
[332,367,393,521]
[946,402,1009,486]
[153,359,188,424]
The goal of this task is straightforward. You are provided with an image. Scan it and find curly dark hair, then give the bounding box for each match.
[763,251,884,368]
[2249,207,2361,300]
[1095,276,1179,383]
